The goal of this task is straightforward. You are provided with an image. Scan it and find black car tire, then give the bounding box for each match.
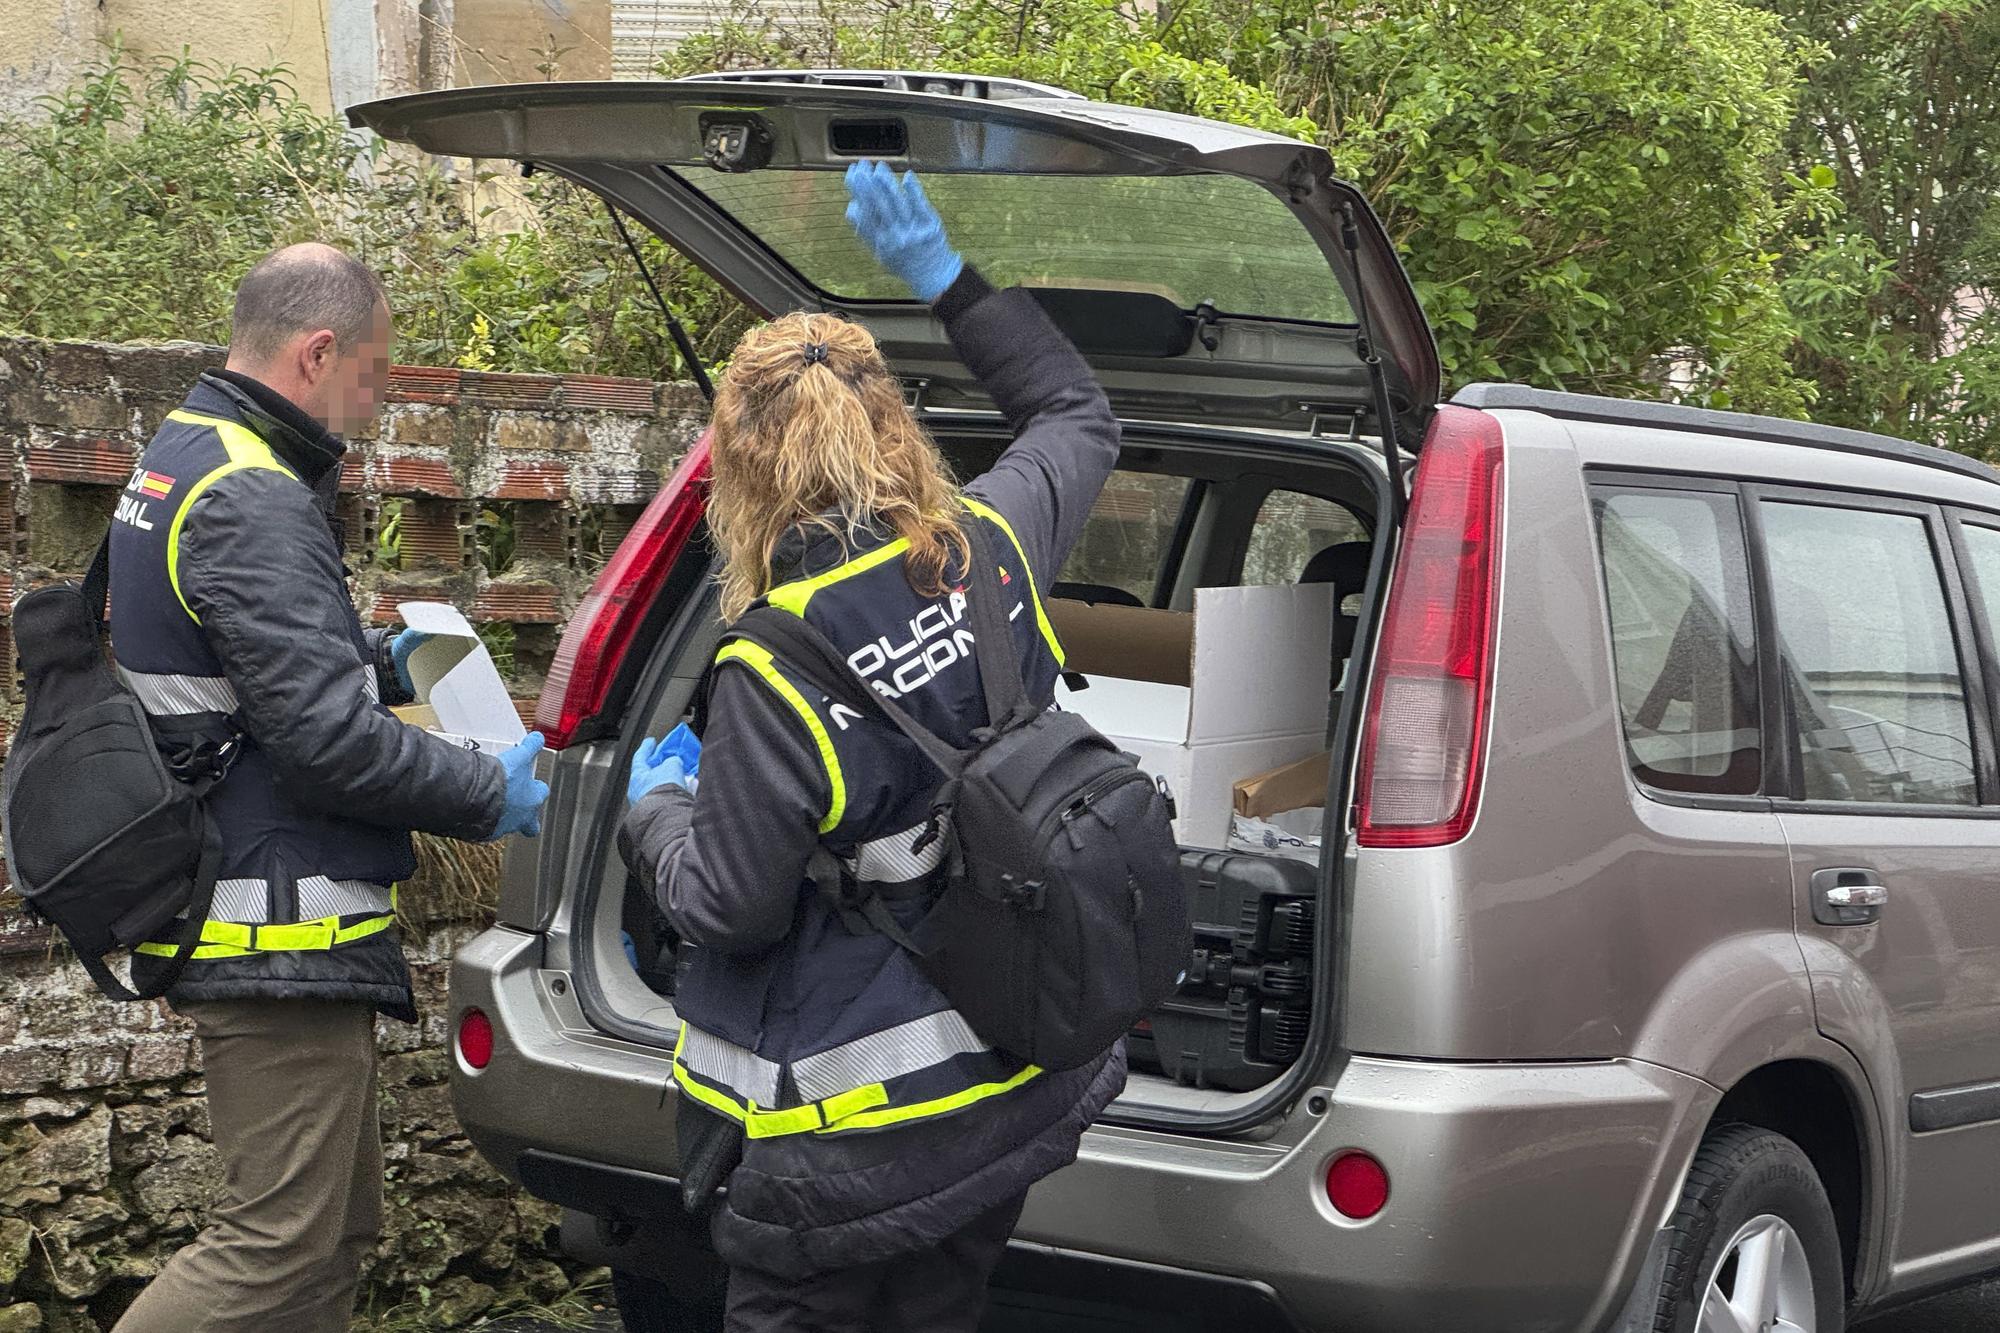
[1632,1123,1846,1333]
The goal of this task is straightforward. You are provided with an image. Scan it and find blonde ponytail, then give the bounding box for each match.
[707,312,970,619]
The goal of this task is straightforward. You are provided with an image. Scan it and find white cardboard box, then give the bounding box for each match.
[1050,584,1334,847]
[392,601,528,755]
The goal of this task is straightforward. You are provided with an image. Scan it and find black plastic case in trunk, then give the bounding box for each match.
[1127,850,1317,1092]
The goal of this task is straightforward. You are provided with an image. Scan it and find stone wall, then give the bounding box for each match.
[0,337,704,1331]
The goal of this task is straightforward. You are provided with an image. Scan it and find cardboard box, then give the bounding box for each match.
[1233,749,1332,819]
[392,602,528,755]
[1051,584,1334,847]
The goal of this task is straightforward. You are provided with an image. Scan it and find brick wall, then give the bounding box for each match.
[0,337,705,1330]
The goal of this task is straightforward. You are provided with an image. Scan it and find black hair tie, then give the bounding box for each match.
[802,342,829,365]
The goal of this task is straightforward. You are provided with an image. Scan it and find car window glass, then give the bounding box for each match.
[1242,491,1370,589]
[1594,489,1761,795]
[1760,501,1975,805]
[1057,471,1193,606]
[673,170,1355,323]
[1954,522,2000,648]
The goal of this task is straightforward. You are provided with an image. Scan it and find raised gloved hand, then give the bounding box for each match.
[486,732,550,840]
[844,160,963,303]
[390,629,434,695]
[629,722,702,806]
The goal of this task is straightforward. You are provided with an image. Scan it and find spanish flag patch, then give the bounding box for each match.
[137,471,174,498]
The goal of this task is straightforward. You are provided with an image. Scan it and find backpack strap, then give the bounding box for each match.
[80,529,112,627]
[805,847,936,957]
[73,815,221,1002]
[958,520,1034,734]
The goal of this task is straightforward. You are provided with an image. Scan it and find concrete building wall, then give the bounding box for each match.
[0,0,336,120]
[452,0,614,85]
[0,0,613,124]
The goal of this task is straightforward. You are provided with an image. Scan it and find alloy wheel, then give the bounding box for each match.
[1699,1213,1818,1333]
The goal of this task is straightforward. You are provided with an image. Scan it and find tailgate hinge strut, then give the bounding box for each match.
[1337,201,1407,523]
[604,199,715,403]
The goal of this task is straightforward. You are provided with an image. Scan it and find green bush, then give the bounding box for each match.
[664,0,1994,448]
[2,11,1992,455]
[0,48,749,381]
[663,0,1828,416]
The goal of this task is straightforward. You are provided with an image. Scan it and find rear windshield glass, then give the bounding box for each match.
[669,168,1354,324]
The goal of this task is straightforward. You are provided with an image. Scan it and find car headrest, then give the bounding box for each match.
[1052,581,1145,608]
[1300,541,1372,596]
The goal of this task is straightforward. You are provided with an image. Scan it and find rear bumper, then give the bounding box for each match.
[451,927,1715,1333]
[531,1151,1298,1331]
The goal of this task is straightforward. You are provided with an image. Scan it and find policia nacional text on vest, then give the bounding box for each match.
[668,500,1073,1141]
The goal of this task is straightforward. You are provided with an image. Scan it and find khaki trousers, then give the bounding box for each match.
[114,998,382,1333]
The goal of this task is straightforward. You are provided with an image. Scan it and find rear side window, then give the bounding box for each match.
[1594,488,1762,794]
[1759,501,1977,806]
[1242,490,1369,587]
[1057,471,1193,606]
[1954,521,2000,640]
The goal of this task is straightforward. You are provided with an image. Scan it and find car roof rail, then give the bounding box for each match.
[1451,382,1999,485]
[673,69,1086,101]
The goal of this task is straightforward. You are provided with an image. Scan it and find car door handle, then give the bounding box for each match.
[1810,868,1888,926]
[1824,884,1888,909]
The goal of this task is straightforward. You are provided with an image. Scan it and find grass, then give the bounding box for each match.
[397,832,505,937]
[349,1275,615,1332]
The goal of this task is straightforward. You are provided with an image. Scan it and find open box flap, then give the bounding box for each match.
[398,602,528,751]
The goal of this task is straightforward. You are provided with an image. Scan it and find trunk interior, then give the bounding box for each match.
[573,419,1388,1127]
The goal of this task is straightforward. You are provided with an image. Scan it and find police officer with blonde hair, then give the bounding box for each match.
[619,164,1124,1332]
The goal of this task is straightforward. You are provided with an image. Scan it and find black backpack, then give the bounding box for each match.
[1,532,231,1001]
[731,522,1191,1071]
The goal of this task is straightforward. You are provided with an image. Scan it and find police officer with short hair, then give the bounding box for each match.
[619,164,1125,1332]
[109,243,549,1333]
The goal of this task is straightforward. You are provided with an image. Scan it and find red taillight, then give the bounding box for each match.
[457,1008,494,1070]
[1326,1151,1390,1219]
[534,435,712,749]
[1355,405,1504,848]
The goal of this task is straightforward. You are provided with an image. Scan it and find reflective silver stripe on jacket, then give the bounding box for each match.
[679,1023,783,1107]
[840,820,948,884]
[791,1009,994,1103]
[676,1008,997,1108]
[120,663,377,715]
[205,876,394,924]
[117,666,238,716]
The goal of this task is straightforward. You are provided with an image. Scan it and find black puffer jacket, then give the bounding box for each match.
[111,371,507,1019]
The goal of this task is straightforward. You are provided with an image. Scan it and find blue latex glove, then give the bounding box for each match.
[659,721,701,781]
[844,160,964,303]
[390,629,434,695]
[486,732,550,840]
[628,733,696,806]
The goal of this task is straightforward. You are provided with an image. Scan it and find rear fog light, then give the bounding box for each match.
[457,1008,494,1070]
[1326,1151,1390,1219]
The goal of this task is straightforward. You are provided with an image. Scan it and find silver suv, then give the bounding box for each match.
[354,73,2000,1333]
